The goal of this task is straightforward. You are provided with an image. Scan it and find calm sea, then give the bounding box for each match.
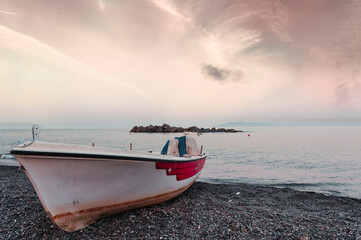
[1,126,361,199]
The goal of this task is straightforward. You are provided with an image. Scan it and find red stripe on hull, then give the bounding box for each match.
[156,160,203,170]
[155,158,206,181]
[167,167,196,175]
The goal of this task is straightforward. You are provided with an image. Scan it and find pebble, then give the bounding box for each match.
[1,166,361,239]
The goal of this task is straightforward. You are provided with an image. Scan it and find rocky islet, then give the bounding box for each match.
[130,123,242,133]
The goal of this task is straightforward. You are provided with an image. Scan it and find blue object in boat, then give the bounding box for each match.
[175,136,187,157]
[161,140,169,155]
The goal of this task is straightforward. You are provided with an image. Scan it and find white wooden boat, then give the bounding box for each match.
[10,126,206,232]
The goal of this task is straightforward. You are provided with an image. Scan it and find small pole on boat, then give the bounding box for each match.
[200,145,203,155]
[32,124,41,141]
[130,143,132,151]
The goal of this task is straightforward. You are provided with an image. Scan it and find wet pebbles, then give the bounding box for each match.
[1,165,361,239]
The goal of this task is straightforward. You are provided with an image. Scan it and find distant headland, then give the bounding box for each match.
[130,123,242,133]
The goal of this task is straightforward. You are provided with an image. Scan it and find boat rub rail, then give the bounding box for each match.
[10,150,207,163]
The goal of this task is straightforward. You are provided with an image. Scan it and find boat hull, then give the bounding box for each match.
[11,141,206,231]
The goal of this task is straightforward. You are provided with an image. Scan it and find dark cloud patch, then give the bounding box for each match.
[201,64,242,82]
[201,64,229,81]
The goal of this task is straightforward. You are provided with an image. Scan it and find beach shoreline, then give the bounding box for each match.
[1,165,360,239]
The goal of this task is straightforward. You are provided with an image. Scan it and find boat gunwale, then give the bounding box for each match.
[10,149,207,163]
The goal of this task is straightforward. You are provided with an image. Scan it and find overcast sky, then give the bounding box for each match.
[1,0,361,127]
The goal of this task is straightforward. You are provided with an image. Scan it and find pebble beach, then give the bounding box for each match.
[1,165,361,239]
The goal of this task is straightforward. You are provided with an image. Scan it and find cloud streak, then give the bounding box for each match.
[0,24,153,101]
[0,10,16,15]
[150,0,190,22]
